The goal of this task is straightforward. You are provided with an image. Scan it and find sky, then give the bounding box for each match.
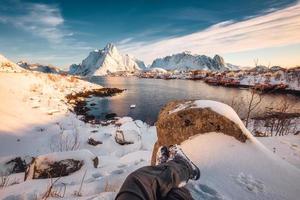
[0,0,299,69]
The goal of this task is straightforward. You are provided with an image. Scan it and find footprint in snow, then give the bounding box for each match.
[117,164,127,168]
[92,172,102,179]
[188,183,226,200]
[111,169,124,175]
[234,172,265,193]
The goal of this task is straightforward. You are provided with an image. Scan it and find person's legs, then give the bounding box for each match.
[115,159,190,200]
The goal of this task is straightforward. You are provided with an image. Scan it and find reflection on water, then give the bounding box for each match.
[87,76,300,125]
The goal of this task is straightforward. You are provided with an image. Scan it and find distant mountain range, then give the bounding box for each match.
[69,44,239,76]
[1,44,241,76]
[69,43,145,76]
[17,61,63,74]
[150,51,239,71]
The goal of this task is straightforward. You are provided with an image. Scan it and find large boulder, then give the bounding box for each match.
[25,150,99,180]
[151,100,248,165]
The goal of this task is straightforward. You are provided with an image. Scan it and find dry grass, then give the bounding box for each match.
[41,176,66,200]
[50,123,80,152]
[68,76,79,83]
[73,170,87,197]
[47,74,60,82]
[0,173,10,188]
[104,180,118,192]
[0,173,19,189]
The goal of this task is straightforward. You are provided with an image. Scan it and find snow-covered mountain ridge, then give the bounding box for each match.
[150,51,239,71]
[69,43,145,76]
[17,61,62,74]
[0,54,24,72]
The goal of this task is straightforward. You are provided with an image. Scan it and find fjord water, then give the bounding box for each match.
[87,76,300,125]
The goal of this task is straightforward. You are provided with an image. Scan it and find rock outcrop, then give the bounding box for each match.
[17,61,62,74]
[0,156,33,175]
[24,150,99,180]
[151,100,248,165]
[25,159,84,179]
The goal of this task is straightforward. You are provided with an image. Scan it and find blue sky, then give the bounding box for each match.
[0,0,299,68]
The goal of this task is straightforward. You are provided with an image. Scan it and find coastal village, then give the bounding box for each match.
[110,66,300,94]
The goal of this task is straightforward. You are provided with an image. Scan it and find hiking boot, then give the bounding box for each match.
[155,146,170,165]
[168,145,200,180]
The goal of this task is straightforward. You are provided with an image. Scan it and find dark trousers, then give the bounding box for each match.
[115,160,194,200]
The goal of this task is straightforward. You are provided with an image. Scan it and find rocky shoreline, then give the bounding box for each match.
[206,82,300,96]
[66,87,125,123]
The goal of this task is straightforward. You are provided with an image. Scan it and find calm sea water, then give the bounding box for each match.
[86,76,300,125]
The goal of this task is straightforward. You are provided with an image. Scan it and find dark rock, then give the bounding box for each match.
[87,138,103,146]
[254,131,268,137]
[66,88,124,123]
[25,159,83,180]
[93,157,99,168]
[151,100,248,165]
[5,157,32,174]
[105,113,117,119]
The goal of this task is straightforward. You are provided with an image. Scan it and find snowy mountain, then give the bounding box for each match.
[150,52,239,71]
[70,43,146,76]
[17,61,62,74]
[0,54,24,72]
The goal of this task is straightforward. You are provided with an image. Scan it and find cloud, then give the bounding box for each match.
[0,1,90,50]
[117,37,134,45]
[0,2,65,43]
[119,2,300,64]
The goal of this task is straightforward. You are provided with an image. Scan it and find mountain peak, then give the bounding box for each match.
[213,54,225,67]
[104,43,117,53]
[69,43,145,76]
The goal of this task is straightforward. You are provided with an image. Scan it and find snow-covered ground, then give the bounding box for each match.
[0,71,156,199]
[0,71,299,199]
[258,135,300,169]
[170,100,300,200]
[183,133,300,200]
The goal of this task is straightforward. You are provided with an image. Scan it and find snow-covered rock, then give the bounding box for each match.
[148,67,168,74]
[69,43,145,76]
[0,54,24,72]
[25,149,98,180]
[150,52,239,71]
[153,99,300,200]
[0,156,33,175]
[152,100,249,164]
[17,61,62,74]
[270,66,284,71]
